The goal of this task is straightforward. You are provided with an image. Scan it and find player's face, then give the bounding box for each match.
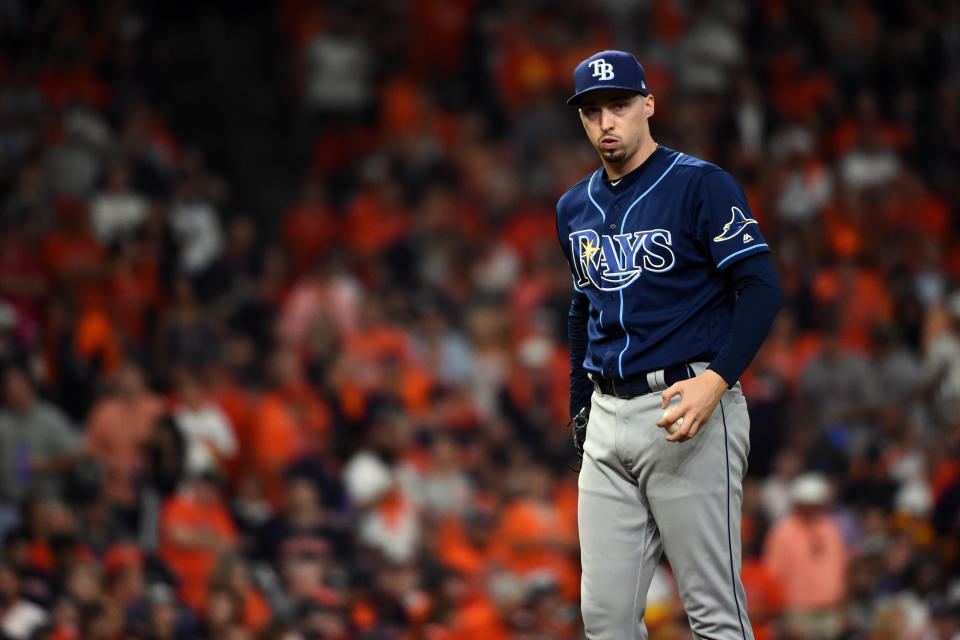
[578,90,655,173]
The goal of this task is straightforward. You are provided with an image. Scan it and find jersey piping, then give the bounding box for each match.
[609,152,684,378]
[716,243,770,269]
[586,169,605,221]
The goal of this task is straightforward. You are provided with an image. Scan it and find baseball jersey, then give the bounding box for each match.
[556,145,769,380]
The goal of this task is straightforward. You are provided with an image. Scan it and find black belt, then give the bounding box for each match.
[591,364,694,399]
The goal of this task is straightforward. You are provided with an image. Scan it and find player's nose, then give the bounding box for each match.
[598,108,614,131]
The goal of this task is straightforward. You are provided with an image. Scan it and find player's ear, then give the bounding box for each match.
[644,94,655,118]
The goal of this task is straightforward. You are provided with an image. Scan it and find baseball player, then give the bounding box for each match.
[557,51,782,639]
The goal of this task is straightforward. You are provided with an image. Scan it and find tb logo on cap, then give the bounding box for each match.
[588,58,615,81]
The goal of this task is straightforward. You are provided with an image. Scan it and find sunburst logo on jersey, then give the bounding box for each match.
[580,237,602,266]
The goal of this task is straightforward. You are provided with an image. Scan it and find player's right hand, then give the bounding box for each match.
[657,369,728,442]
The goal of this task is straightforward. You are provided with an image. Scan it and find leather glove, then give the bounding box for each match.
[568,406,590,471]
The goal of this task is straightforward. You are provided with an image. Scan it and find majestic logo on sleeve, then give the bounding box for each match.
[569,228,675,291]
[588,59,615,80]
[713,206,758,242]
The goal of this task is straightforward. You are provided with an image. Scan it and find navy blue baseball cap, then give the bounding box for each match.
[567,50,649,106]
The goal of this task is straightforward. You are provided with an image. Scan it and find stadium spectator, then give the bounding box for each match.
[88,163,149,246]
[102,543,145,608]
[207,553,271,635]
[157,470,237,614]
[281,178,340,279]
[167,181,224,280]
[343,451,420,564]
[0,213,48,349]
[128,580,195,640]
[171,372,236,478]
[0,560,48,639]
[924,295,960,429]
[105,232,161,348]
[0,364,81,507]
[84,360,164,508]
[155,275,219,377]
[399,431,473,517]
[490,463,578,601]
[250,345,331,509]
[800,327,880,456]
[763,472,849,639]
[299,6,374,117]
[254,475,346,567]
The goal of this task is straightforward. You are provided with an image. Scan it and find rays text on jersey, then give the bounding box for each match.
[569,228,675,291]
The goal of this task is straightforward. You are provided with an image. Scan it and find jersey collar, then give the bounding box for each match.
[601,144,663,193]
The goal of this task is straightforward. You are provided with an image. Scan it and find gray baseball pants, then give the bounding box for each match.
[578,362,754,639]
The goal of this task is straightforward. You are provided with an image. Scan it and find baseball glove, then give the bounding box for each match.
[568,406,589,471]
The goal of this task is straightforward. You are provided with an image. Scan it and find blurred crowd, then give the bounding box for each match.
[0,0,959,638]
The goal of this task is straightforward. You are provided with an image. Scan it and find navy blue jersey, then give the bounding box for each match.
[556,145,770,379]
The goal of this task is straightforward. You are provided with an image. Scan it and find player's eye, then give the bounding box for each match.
[582,107,599,117]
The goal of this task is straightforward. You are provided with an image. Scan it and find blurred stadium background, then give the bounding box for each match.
[0,0,959,638]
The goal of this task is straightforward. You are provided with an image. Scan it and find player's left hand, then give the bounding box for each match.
[657,369,729,442]
[568,406,590,471]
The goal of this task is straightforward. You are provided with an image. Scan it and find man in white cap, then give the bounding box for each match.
[763,472,849,638]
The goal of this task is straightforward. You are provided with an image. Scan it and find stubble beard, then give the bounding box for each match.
[600,139,637,168]
[599,132,647,171]
[602,148,627,164]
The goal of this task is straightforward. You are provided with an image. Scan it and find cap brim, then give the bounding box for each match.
[567,85,648,106]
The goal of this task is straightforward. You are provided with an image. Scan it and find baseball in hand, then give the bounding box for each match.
[661,407,684,434]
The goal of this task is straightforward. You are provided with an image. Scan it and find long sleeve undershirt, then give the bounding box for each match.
[568,289,592,418]
[707,251,783,386]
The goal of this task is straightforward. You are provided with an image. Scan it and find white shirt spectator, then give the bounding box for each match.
[0,598,48,640]
[839,146,900,190]
[925,329,960,426]
[305,32,371,111]
[736,99,765,157]
[356,498,420,564]
[776,164,833,224]
[168,199,224,274]
[676,16,744,93]
[174,402,237,476]
[90,190,149,244]
[397,445,473,517]
[344,452,421,563]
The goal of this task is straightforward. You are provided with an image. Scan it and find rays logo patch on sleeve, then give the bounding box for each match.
[713,206,758,243]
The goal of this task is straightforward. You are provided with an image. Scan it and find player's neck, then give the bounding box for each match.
[604,139,659,181]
